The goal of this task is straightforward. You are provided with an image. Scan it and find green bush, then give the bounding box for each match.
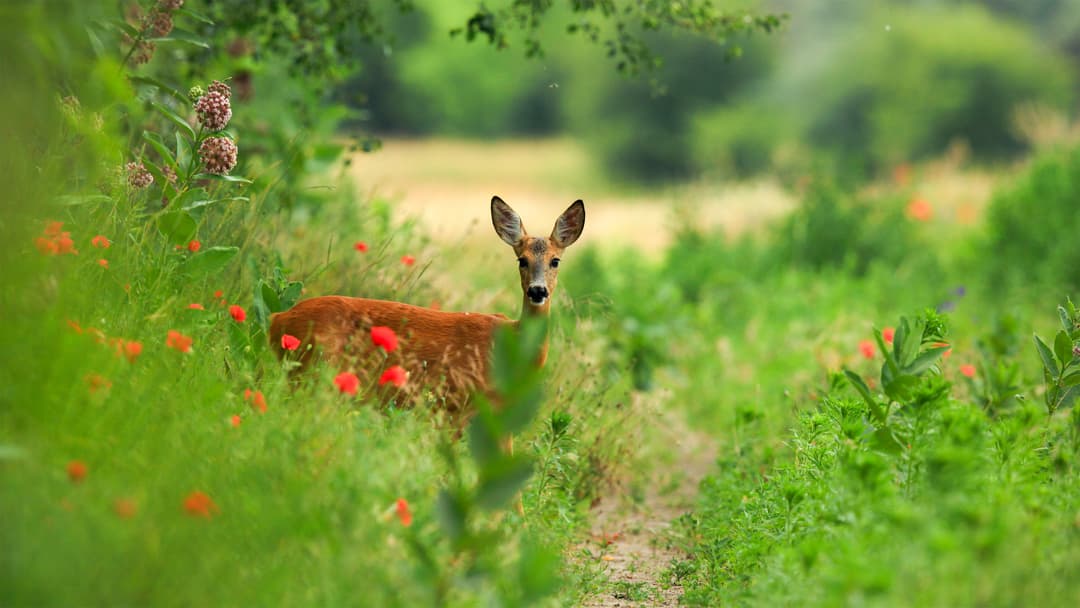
[984,143,1080,291]
[803,5,1074,176]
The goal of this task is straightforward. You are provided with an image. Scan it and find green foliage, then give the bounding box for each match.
[803,5,1074,176]
[984,143,1080,291]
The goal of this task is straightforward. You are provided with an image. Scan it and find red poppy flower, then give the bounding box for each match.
[401,254,415,266]
[334,371,360,395]
[959,364,976,378]
[370,326,398,353]
[121,340,143,363]
[97,258,109,268]
[246,389,267,413]
[354,241,368,253]
[85,374,112,394]
[906,198,932,222]
[166,330,193,353]
[114,498,137,519]
[35,236,59,255]
[379,365,408,388]
[882,327,895,344]
[281,334,301,351]
[44,221,64,237]
[55,233,77,255]
[188,240,201,253]
[188,303,205,310]
[91,235,111,249]
[183,491,218,518]
[214,290,223,299]
[230,415,241,428]
[396,497,413,527]
[229,305,246,322]
[67,460,88,483]
[858,340,875,360]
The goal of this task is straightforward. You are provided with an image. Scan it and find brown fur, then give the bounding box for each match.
[269,197,585,419]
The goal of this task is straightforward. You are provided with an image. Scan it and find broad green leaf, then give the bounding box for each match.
[1060,305,1072,333]
[904,346,950,376]
[157,210,197,243]
[883,373,920,403]
[168,187,208,213]
[873,427,903,453]
[175,132,192,174]
[844,370,884,423]
[1034,334,1060,379]
[130,75,188,105]
[435,489,467,544]
[280,282,304,310]
[500,385,544,435]
[1062,370,1080,388]
[476,455,533,511]
[149,29,210,49]
[85,25,105,57]
[259,281,281,314]
[184,196,249,213]
[176,7,215,25]
[518,542,561,601]
[1054,330,1073,367]
[467,400,502,468]
[1061,385,1080,409]
[150,101,195,140]
[194,173,253,185]
[55,194,112,206]
[104,18,139,38]
[143,131,177,169]
[181,246,239,277]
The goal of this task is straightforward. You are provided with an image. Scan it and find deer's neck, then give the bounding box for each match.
[520,295,551,367]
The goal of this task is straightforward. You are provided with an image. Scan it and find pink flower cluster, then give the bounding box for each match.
[194,90,232,132]
[199,136,238,175]
[126,161,154,189]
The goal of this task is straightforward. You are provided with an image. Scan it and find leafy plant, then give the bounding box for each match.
[1033,299,1080,416]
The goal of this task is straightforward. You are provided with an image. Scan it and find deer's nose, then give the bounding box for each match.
[527,285,548,303]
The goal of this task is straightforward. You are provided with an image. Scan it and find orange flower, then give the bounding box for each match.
[370,326,398,353]
[44,221,64,237]
[187,240,201,253]
[85,373,112,394]
[379,365,408,388]
[35,236,59,255]
[401,254,415,266]
[67,319,83,334]
[281,334,301,351]
[243,389,267,413]
[91,235,111,249]
[183,491,218,518]
[55,232,77,255]
[229,305,246,322]
[188,303,205,310]
[67,460,88,483]
[354,241,368,253]
[166,330,193,353]
[114,498,137,519]
[97,258,109,268]
[396,498,413,527]
[859,340,875,360]
[214,290,224,299]
[882,327,895,344]
[906,197,933,222]
[959,364,976,378]
[334,371,360,395]
[230,415,241,428]
[122,340,143,362]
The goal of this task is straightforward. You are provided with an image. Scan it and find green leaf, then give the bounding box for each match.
[1060,306,1072,333]
[175,7,215,25]
[1054,330,1073,367]
[157,210,197,243]
[467,400,502,468]
[175,132,192,174]
[280,282,304,310]
[259,281,281,314]
[149,29,210,49]
[151,101,195,140]
[168,187,208,213]
[435,489,467,544]
[143,131,176,169]
[194,173,253,185]
[1063,370,1080,388]
[500,385,544,435]
[883,373,920,403]
[872,426,903,453]
[103,18,139,38]
[129,75,188,105]
[1034,334,1060,379]
[182,246,239,277]
[184,196,249,213]
[55,194,112,206]
[518,542,561,601]
[1061,385,1080,409]
[85,25,105,57]
[476,455,533,511]
[904,346,950,376]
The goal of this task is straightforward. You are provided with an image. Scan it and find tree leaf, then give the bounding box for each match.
[151,101,195,140]
[181,246,239,277]
[476,456,533,511]
[1034,334,1060,379]
[157,210,197,244]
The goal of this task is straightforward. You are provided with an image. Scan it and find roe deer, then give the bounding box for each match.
[269,196,585,419]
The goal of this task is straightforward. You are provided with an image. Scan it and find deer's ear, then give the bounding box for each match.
[551,199,585,248]
[491,196,526,246]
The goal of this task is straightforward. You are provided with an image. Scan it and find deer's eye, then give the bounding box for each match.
[550,258,560,268]
[518,257,528,268]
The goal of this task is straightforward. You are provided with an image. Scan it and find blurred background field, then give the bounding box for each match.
[4,1,1080,606]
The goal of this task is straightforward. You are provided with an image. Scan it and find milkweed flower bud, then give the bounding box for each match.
[188,85,206,102]
[126,161,154,189]
[194,90,232,131]
[199,136,238,175]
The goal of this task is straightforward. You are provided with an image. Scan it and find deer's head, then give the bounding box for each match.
[491,196,585,312]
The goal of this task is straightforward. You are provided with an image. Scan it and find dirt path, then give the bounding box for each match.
[578,397,718,607]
